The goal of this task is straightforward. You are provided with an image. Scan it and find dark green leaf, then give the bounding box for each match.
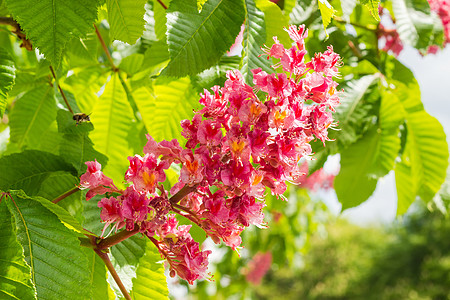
[5,190,91,299]
[83,248,115,300]
[162,0,245,77]
[5,0,100,66]
[0,150,77,195]
[0,48,15,117]
[0,199,36,300]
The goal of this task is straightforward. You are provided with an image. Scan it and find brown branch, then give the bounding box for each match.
[52,186,80,204]
[0,17,17,26]
[49,66,74,114]
[95,249,132,300]
[169,184,198,205]
[94,24,117,71]
[156,0,168,9]
[96,226,140,250]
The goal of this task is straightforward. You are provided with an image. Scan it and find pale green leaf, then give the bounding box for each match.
[0,150,77,196]
[90,73,134,183]
[65,33,99,64]
[5,190,91,300]
[240,0,271,84]
[0,200,36,300]
[5,0,99,66]
[163,0,245,77]
[283,0,297,16]
[131,240,168,300]
[318,0,336,34]
[255,0,291,47]
[120,53,145,76]
[133,77,201,142]
[335,127,379,210]
[0,48,15,117]
[9,85,56,149]
[153,0,172,41]
[360,0,380,20]
[107,0,147,44]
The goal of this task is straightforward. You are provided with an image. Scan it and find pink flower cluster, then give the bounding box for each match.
[242,252,273,285]
[79,25,341,284]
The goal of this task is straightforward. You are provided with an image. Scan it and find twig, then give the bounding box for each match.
[94,24,117,71]
[94,249,132,300]
[96,226,140,250]
[156,0,168,9]
[52,186,80,204]
[0,17,17,26]
[0,17,32,50]
[49,66,74,114]
[169,184,198,205]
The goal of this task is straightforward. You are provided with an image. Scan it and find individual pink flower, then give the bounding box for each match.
[80,160,117,200]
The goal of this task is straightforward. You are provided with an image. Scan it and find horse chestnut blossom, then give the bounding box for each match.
[79,25,342,284]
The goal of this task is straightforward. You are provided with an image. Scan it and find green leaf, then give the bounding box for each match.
[0,48,15,117]
[90,73,134,183]
[369,90,404,177]
[193,55,241,89]
[0,150,77,196]
[83,249,115,300]
[0,200,36,300]
[5,190,91,299]
[360,0,380,20]
[120,53,145,76]
[391,0,444,51]
[57,110,108,174]
[107,0,147,44]
[110,234,147,293]
[153,0,172,41]
[65,33,99,65]
[240,0,271,85]
[335,127,379,210]
[82,194,104,236]
[334,74,380,147]
[318,0,336,34]
[131,240,168,299]
[283,0,297,16]
[5,0,99,66]
[9,85,56,149]
[62,66,108,114]
[162,0,245,77]
[132,77,201,142]
[255,0,291,47]
[290,0,317,25]
[395,110,449,214]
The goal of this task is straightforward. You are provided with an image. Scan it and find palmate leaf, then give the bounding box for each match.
[0,150,77,196]
[9,85,56,149]
[5,191,91,300]
[391,0,444,51]
[163,0,245,77]
[240,0,271,84]
[0,48,15,117]
[0,200,36,300]
[131,240,168,300]
[90,73,134,183]
[107,0,147,44]
[5,0,99,66]
[132,77,201,142]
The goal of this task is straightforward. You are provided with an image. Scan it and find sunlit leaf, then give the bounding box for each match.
[0,48,15,117]
[318,0,336,35]
[163,0,245,76]
[107,0,147,44]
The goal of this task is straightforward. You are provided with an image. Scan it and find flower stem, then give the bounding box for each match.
[94,23,118,71]
[96,227,140,250]
[156,0,168,9]
[94,248,132,300]
[52,186,80,204]
[169,184,198,205]
[49,65,74,114]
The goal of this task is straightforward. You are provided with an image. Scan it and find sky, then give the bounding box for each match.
[323,46,450,226]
